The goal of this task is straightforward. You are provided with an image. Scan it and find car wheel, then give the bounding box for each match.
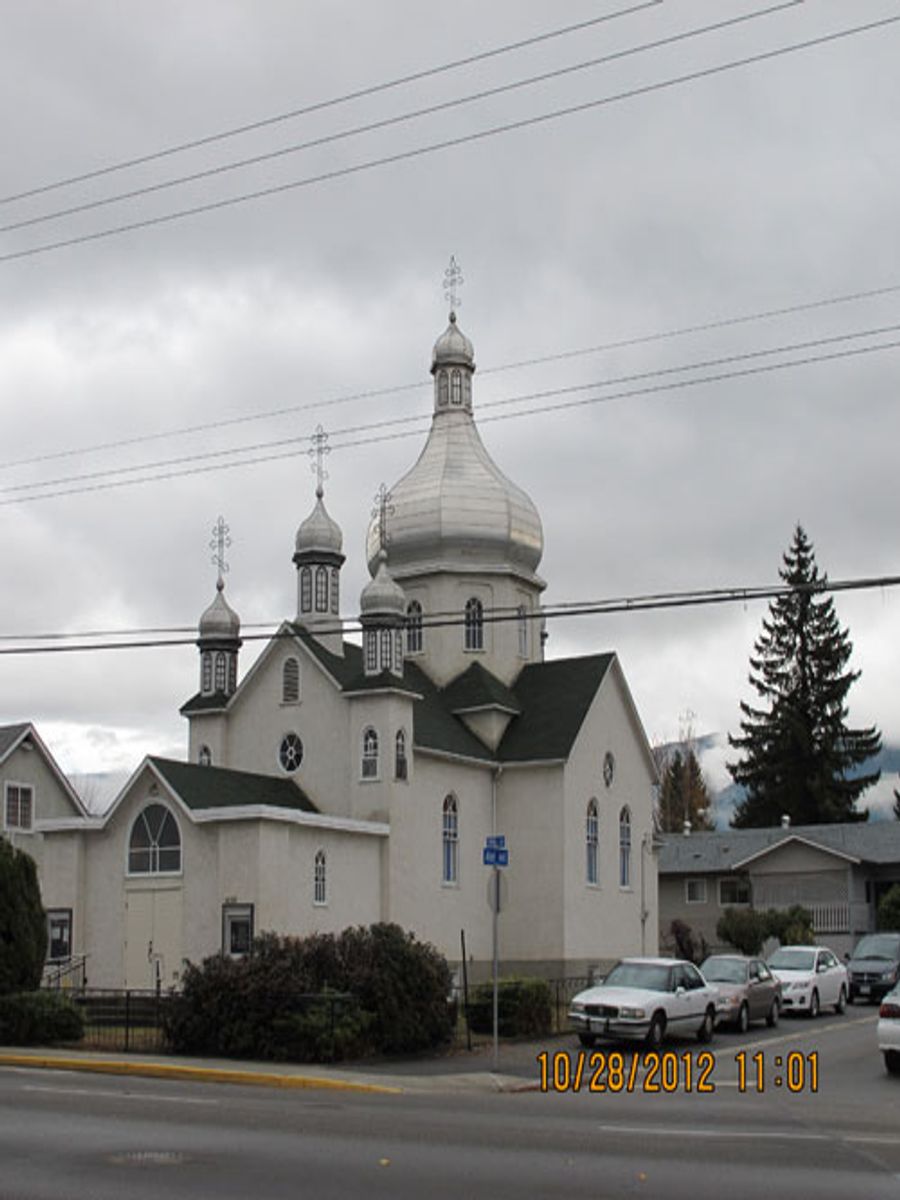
[766,998,780,1028]
[645,1013,666,1050]
[808,989,820,1019]
[834,985,846,1015]
[578,1033,596,1048]
[696,1007,715,1044]
[885,1050,900,1076]
[736,1002,749,1035]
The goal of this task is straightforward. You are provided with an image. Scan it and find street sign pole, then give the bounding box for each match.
[492,865,499,1072]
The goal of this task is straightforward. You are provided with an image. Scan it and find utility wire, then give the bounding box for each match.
[0,2,660,207]
[0,3,801,236]
[2,319,899,501]
[5,273,900,475]
[1,571,898,655]
[3,12,895,267]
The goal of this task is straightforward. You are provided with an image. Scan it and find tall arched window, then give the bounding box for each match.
[282,657,300,703]
[198,745,212,767]
[128,804,181,874]
[214,652,227,692]
[586,799,599,886]
[380,629,392,670]
[362,727,379,779]
[201,652,212,694]
[517,605,528,658]
[464,597,483,651]
[364,630,377,673]
[315,566,328,612]
[300,566,312,612]
[442,795,458,884]
[395,729,408,780]
[451,369,462,405]
[314,850,327,906]
[438,371,449,406]
[619,806,632,888]
[330,568,340,614]
[406,600,423,654]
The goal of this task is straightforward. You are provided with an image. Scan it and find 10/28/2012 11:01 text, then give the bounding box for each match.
[536,1050,818,1094]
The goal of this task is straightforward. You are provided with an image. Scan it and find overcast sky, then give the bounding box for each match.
[2,0,899,815]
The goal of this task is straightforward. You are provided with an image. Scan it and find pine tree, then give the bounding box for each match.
[657,747,716,832]
[728,524,881,827]
[0,840,47,994]
[893,789,900,821]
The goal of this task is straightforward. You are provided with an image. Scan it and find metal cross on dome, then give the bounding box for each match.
[371,483,394,554]
[443,255,464,317]
[209,515,231,585]
[308,424,330,498]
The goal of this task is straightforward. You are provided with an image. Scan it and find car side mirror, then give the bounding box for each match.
[675,985,685,996]
[843,952,850,962]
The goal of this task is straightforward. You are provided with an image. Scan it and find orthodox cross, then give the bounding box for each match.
[371,483,394,554]
[209,516,231,587]
[308,424,330,498]
[443,255,464,316]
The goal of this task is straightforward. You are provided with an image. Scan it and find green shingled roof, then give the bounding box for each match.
[0,723,29,761]
[442,662,521,715]
[150,757,319,813]
[179,691,231,715]
[498,654,615,762]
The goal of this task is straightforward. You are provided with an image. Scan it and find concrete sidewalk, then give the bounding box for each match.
[0,1042,544,1095]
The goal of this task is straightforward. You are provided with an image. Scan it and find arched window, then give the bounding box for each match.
[364,630,377,673]
[463,374,472,407]
[619,806,632,888]
[442,795,458,884]
[438,371,449,407]
[395,729,408,780]
[464,597,483,651]
[362,727,379,779]
[198,745,212,767]
[406,600,423,655]
[300,566,312,612]
[451,369,462,405]
[214,652,227,692]
[128,804,181,874]
[394,630,403,674]
[314,850,327,906]
[201,652,212,694]
[282,657,300,704]
[330,568,340,615]
[586,799,599,885]
[315,566,328,613]
[380,629,392,670]
[228,656,237,693]
[517,605,528,658]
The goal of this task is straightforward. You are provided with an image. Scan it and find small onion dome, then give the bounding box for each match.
[360,550,406,620]
[199,578,241,640]
[295,490,343,557]
[431,311,474,373]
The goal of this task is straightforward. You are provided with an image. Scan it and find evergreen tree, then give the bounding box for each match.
[0,840,47,994]
[657,747,715,832]
[893,788,900,821]
[729,524,881,827]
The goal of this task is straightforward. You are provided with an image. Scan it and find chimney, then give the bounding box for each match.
[781,814,791,828]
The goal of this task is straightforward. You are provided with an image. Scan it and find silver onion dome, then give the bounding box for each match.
[431,311,474,370]
[360,550,406,618]
[295,490,343,557]
[199,578,241,640]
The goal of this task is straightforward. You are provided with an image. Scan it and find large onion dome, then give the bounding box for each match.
[199,578,241,640]
[294,489,343,558]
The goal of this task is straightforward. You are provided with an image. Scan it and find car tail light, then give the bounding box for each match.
[879,1001,900,1019]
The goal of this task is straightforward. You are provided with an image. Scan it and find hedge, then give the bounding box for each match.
[466,978,552,1038]
[0,991,84,1045]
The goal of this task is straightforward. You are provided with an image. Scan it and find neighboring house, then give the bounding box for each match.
[659,822,900,958]
[30,306,660,988]
[0,722,88,967]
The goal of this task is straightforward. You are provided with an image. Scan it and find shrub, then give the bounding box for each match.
[670,919,708,964]
[717,905,815,955]
[0,991,84,1045]
[877,884,900,932]
[0,841,47,995]
[467,978,552,1038]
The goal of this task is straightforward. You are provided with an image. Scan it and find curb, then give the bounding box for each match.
[0,1053,402,1095]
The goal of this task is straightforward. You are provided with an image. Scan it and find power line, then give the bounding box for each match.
[2,571,898,655]
[0,4,801,237]
[3,12,895,267]
[3,320,899,504]
[0,1,660,207]
[5,273,900,476]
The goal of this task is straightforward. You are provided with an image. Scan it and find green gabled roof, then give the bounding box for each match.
[441,662,521,715]
[405,663,495,762]
[179,691,231,715]
[149,757,319,813]
[498,653,614,762]
[289,624,363,688]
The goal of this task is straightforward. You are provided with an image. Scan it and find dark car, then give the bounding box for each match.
[848,932,900,1004]
[700,954,782,1033]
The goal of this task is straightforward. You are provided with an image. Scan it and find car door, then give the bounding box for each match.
[669,965,695,1032]
[749,960,775,1020]
[815,950,838,1005]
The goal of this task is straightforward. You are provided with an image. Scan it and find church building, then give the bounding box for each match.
[34,293,659,989]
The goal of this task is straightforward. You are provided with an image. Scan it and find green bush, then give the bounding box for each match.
[0,991,84,1045]
[670,919,708,964]
[717,905,814,955]
[877,884,900,932]
[163,923,453,1061]
[0,841,47,995]
[466,978,552,1038]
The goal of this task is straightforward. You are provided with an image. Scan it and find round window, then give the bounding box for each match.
[279,733,304,772]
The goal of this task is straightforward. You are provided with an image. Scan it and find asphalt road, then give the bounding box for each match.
[1,1009,898,1200]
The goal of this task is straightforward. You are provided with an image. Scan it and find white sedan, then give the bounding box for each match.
[878,984,900,1076]
[767,945,848,1017]
[569,957,718,1050]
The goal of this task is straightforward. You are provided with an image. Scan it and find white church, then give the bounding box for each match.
[13,294,659,990]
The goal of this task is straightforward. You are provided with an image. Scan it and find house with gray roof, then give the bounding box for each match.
[658,821,900,958]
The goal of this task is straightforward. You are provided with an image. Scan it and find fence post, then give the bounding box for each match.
[124,990,130,1054]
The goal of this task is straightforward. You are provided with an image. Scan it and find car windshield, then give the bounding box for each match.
[603,962,672,992]
[768,949,815,971]
[852,934,900,961]
[701,957,747,984]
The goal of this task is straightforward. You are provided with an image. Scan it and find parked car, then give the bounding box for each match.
[847,932,900,1004]
[877,983,900,1076]
[700,954,782,1032]
[767,944,847,1017]
[569,957,718,1050]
